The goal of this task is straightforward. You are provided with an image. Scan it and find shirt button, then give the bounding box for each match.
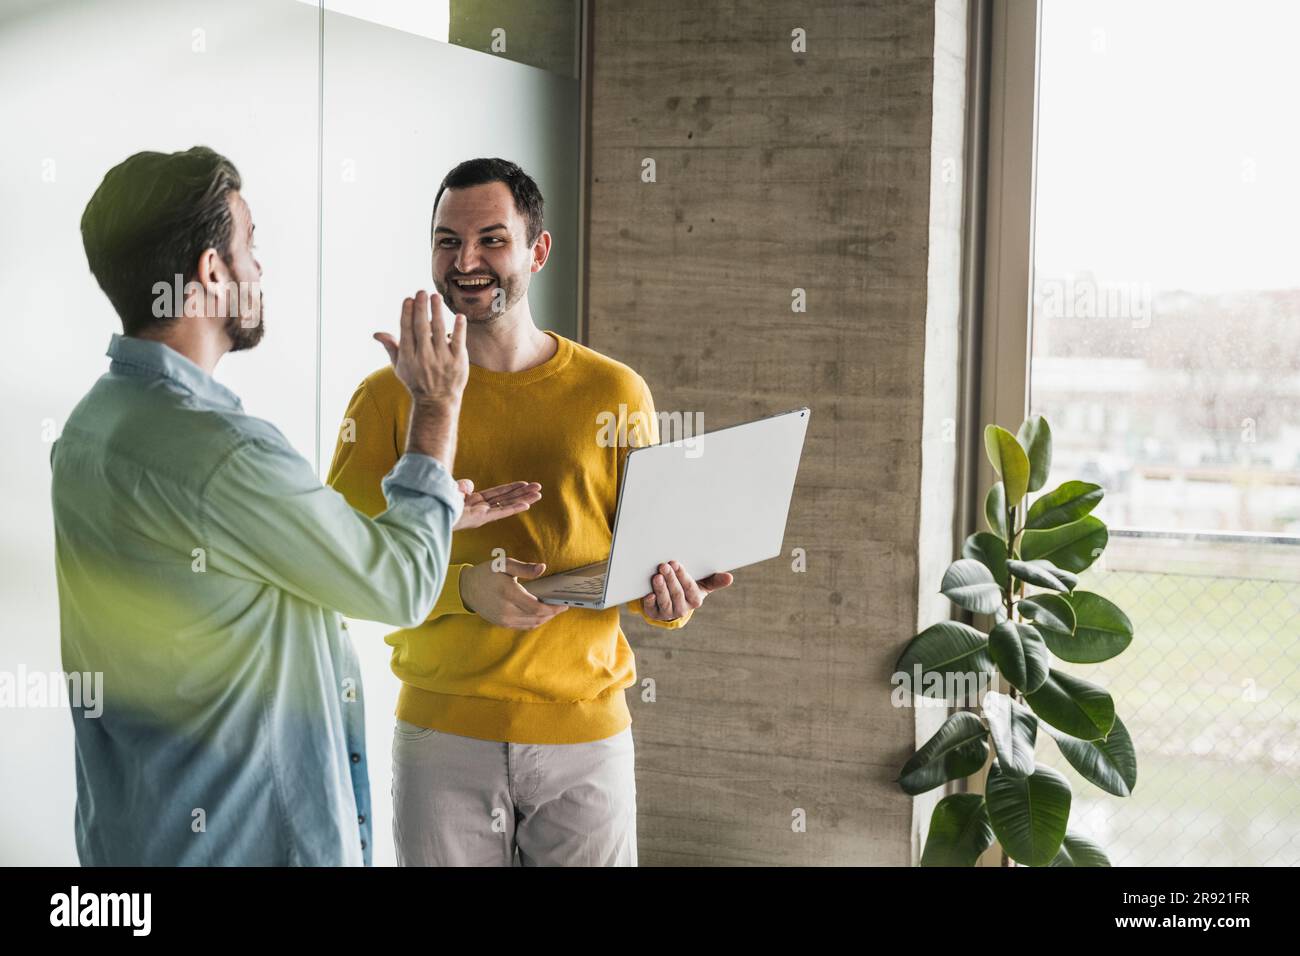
[350,753,361,764]
[358,814,366,825]
[361,839,367,850]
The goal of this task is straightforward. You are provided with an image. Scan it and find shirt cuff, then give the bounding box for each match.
[633,601,695,630]
[381,452,464,524]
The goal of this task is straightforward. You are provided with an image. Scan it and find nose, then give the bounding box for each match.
[453,248,484,275]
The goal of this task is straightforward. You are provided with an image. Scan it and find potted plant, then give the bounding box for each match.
[894,415,1138,866]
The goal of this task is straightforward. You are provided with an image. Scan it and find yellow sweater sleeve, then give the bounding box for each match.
[623,375,694,631]
[326,377,473,621]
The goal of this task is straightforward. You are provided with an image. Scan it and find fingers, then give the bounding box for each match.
[399,295,414,356]
[373,332,398,365]
[410,290,432,364]
[448,311,467,355]
[478,481,541,503]
[649,570,673,618]
[502,586,569,628]
[699,571,734,593]
[475,499,535,523]
[660,562,687,616]
[502,558,546,579]
[450,485,543,531]
[642,561,727,620]
[459,481,539,506]
[669,560,704,607]
[484,484,542,511]
[494,568,567,628]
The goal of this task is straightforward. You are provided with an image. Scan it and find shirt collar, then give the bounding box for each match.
[106,333,244,412]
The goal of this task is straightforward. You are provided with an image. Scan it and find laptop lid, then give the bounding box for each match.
[601,407,811,607]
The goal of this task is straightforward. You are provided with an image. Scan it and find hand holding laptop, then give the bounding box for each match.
[460,558,570,629]
[640,559,733,622]
[522,408,810,610]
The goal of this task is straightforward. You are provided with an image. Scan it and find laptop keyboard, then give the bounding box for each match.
[562,576,606,594]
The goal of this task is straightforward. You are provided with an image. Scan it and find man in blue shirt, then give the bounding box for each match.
[52,146,539,865]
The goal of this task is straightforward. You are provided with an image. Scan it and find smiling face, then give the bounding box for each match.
[430,181,548,324]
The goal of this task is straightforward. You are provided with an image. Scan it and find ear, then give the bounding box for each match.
[530,230,552,274]
[196,246,233,286]
[193,247,233,317]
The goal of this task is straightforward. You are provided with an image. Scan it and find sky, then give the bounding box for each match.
[1034,0,1300,294]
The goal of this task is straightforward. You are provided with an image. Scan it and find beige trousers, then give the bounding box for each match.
[391,718,638,866]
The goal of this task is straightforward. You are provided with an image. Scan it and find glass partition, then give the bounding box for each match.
[0,0,579,865]
[317,1,580,865]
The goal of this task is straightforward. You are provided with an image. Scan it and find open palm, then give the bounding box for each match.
[453,479,542,531]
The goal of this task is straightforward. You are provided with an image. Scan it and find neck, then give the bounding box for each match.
[466,303,555,373]
[136,319,228,375]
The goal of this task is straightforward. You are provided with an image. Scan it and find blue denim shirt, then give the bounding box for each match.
[51,334,462,865]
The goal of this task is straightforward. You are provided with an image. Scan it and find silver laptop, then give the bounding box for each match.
[522,407,811,609]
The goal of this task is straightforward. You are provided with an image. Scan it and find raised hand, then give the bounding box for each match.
[374,290,468,405]
[375,290,467,469]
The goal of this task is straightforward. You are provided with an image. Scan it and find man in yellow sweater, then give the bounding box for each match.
[327,158,733,866]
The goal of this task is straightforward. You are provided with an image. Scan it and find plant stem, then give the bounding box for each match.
[1001,501,1018,869]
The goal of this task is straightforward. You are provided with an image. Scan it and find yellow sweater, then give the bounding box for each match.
[326,332,689,744]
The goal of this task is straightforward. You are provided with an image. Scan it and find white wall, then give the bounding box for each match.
[0,0,578,866]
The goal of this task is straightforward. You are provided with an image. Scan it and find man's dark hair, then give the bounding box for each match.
[431,158,545,246]
[81,146,242,336]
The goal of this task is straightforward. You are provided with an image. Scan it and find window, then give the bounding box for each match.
[983,0,1300,866]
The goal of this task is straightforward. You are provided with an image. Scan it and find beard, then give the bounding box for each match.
[225,294,265,352]
[437,271,521,323]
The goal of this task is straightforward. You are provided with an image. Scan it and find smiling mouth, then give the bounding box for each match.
[452,275,496,295]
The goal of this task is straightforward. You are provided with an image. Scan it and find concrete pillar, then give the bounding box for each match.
[585,0,970,864]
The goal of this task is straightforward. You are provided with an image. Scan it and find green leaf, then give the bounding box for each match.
[982,691,1038,778]
[1007,559,1074,593]
[1043,714,1138,797]
[920,794,995,867]
[1020,516,1109,573]
[1048,565,1078,592]
[984,425,1030,507]
[894,621,995,700]
[898,712,990,795]
[962,532,1009,590]
[988,621,1050,693]
[985,762,1072,867]
[1018,593,1076,651]
[1026,480,1103,531]
[1049,831,1112,867]
[940,558,1003,615]
[1055,591,1134,663]
[985,482,1009,540]
[1022,668,1115,741]
[1016,415,1053,493]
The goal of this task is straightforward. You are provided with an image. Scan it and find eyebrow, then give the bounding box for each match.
[433,223,508,236]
